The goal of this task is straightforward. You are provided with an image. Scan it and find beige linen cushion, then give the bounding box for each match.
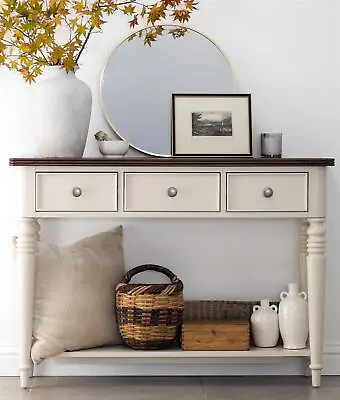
[30,226,125,364]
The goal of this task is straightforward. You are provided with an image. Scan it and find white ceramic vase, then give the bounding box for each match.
[24,67,92,157]
[250,299,279,348]
[279,283,309,349]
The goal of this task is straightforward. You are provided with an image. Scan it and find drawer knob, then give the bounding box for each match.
[72,187,82,197]
[167,187,178,198]
[263,187,274,198]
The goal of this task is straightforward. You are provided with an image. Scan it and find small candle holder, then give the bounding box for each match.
[261,133,282,158]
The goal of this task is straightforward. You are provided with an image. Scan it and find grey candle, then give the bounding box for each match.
[261,133,282,158]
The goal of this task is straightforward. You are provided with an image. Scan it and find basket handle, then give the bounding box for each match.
[122,264,180,284]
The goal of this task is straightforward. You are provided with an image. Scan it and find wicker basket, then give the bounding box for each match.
[115,264,184,350]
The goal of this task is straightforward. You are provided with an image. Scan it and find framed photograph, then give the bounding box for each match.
[171,94,252,157]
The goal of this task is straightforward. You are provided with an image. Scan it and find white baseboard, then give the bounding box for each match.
[1,344,339,377]
[322,342,340,375]
[0,346,19,377]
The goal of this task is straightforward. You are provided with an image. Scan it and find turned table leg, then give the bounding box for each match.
[16,218,39,389]
[299,220,308,294]
[299,219,311,377]
[306,218,326,388]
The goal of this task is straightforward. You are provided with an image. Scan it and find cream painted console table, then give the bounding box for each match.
[10,157,335,389]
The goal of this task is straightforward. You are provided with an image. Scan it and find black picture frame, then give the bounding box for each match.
[171,93,253,157]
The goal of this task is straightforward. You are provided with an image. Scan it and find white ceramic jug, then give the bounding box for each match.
[279,283,309,349]
[250,299,279,348]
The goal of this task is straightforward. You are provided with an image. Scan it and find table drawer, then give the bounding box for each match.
[36,173,118,212]
[227,173,308,212]
[124,173,220,212]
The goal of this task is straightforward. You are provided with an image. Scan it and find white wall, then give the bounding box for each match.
[1,0,340,376]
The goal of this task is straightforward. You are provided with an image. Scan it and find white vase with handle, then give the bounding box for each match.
[279,282,309,349]
[250,299,279,348]
[17,66,92,157]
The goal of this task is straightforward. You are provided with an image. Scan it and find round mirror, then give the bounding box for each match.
[100,25,234,157]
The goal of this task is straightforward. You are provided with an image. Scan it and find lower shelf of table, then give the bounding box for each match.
[56,346,310,364]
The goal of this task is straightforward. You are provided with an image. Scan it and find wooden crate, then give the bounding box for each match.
[181,320,250,351]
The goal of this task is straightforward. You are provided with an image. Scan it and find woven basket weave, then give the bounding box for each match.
[184,300,260,321]
[115,264,184,350]
[184,300,280,321]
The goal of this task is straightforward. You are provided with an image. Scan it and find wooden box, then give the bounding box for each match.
[181,320,250,351]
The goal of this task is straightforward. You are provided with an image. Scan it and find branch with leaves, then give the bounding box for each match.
[0,0,199,83]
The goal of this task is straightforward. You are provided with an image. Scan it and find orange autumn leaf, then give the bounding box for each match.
[129,16,138,29]
[123,4,135,15]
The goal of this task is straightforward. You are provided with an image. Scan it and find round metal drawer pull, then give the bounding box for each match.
[72,187,82,197]
[167,187,178,197]
[263,187,274,198]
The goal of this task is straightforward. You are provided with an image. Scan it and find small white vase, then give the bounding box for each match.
[279,283,309,349]
[23,67,92,157]
[250,299,279,348]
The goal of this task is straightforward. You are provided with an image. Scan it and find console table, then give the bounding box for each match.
[10,157,335,389]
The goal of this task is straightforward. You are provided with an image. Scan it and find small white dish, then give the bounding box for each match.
[98,140,129,158]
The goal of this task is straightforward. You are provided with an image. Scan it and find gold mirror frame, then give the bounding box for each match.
[100,25,237,157]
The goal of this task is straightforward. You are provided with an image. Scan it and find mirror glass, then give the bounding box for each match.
[100,25,234,157]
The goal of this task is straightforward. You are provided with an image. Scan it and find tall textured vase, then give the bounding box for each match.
[279,282,309,349]
[24,67,92,157]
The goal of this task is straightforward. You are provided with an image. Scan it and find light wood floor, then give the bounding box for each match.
[1,376,340,399]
